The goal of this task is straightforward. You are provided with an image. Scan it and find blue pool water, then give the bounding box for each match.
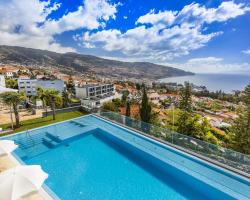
[3,115,250,200]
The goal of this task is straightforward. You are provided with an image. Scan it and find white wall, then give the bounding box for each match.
[0,75,5,87]
[75,87,87,99]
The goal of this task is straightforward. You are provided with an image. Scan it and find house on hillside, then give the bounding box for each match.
[148,92,160,105]
[76,83,121,109]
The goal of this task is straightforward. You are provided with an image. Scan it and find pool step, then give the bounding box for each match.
[42,132,63,148]
[46,132,62,143]
[70,120,86,127]
[42,138,59,148]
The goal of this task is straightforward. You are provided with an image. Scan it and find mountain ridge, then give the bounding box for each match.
[0,45,194,80]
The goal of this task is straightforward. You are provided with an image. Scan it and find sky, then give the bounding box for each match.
[0,0,250,74]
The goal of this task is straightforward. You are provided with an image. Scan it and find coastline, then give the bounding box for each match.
[158,73,250,93]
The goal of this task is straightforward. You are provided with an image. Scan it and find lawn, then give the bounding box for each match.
[0,110,88,136]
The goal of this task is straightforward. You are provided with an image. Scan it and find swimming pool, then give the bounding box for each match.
[2,115,250,200]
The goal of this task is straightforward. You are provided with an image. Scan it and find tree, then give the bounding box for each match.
[44,89,60,120]
[125,101,131,117]
[136,83,141,91]
[30,71,36,79]
[37,87,48,115]
[102,101,117,112]
[112,98,123,108]
[177,82,194,135]
[121,90,129,103]
[179,82,192,112]
[5,79,18,89]
[230,83,250,154]
[66,76,75,95]
[0,92,25,128]
[140,87,151,123]
[62,90,70,108]
[177,112,200,137]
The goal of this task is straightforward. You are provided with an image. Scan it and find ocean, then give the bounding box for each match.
[159,73,250,93]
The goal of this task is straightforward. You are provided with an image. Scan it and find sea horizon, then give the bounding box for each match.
[159,73,250,93]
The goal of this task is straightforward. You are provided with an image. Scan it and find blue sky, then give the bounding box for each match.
[0,0,250,73]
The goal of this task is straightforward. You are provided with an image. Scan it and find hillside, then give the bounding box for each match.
[0,45,193,80]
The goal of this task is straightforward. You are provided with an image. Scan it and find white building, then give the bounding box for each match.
[76,83,120,109]
[18,79,64,96]
[75,83,115,99]
[0,75,5,87]
[18,79,37,96]
[81,93,122,109]
[148,92,160,105]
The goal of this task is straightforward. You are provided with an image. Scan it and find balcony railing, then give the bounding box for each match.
[95,112,250,176]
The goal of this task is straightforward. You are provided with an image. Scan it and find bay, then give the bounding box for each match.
[159,74,250,93]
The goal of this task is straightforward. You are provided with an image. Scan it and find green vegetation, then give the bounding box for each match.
[230,83,250,154]
[62,89,70,107]
[210,101,222,112]
[0,111,87,135]
[102,98,124,112]
[194,90,241,103]
[102,101,118,112]
[121,90,129,103]
[125,101,131,117]
[140,87,152,123]
[37,87,47,113]
[176,82,221,145]
[179,82,192,112]
[136,83,141,91]
[70,98,80,103]
[66,75,75,96]
[37,87,63,119]
[5,78,18,89]
[44,89,61,120]
[0,92,25,128]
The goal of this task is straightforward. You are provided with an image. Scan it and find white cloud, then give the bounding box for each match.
[242,49,250,55]
[187,57,223,64]
[0,0,118,53]
[43,0,118,35]
[78,1,250,62]
[137,9,176,26]
[81,25,222,61]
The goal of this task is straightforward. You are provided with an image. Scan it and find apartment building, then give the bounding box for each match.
[76,83,119,109]
[75,83,115,99]
[18,79,37,96]
[18,79,64,96]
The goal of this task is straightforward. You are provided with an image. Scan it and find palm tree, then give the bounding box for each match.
[0,92,25,128]
[44,89,60,120]
[62,89,70,108]
[37,87,48,115]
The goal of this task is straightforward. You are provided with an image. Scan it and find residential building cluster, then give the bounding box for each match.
[0,64,240,131]
[0,64,120,110]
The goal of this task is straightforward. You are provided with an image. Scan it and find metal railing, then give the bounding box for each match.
[95,112,250,176]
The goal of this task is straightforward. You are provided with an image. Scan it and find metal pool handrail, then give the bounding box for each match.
[95,112,250,177]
